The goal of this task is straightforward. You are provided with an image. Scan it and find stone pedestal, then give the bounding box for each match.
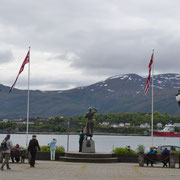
[82,139,95,153]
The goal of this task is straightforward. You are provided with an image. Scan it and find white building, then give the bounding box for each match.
[119,123,125,127]
[157,123,163,128]
[2,119,9,122]
[100,122,109,126]
[140,123,150,128]
[110,124,119,128]
[174,123,180,127]
[125,123,131,128]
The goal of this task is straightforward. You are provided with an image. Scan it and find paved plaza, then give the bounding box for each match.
[0,161,180,180]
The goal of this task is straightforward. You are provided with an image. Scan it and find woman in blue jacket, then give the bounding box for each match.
[49,137,57,160]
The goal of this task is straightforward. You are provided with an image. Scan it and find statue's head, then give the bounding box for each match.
[88,107,92,111]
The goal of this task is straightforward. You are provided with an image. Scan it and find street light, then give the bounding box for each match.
[176,90,180,168]
[67,121,70,152]
[176,90,180,106]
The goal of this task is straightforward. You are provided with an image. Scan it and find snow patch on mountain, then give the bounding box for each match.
[157,80,163,84]
[109,74,129,80]
[107,89,114,92]
[155,86,163,89]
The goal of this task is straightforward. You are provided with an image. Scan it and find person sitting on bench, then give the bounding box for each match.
[161,148,170,167]
[147,147,156,166]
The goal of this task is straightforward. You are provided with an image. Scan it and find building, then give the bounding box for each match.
[157,123,163,128]
[140,123,150,128]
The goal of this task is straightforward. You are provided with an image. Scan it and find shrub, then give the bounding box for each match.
[40,146,50,152]
[40,145,65,152]
[113,147,136,154]
[174,151,180,156]
[56,146,65,152]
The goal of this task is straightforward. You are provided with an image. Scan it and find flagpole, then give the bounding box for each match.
[151,49,154,147]
[26,47,31,147]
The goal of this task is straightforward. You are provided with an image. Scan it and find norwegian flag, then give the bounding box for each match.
[9,50,30,92]
[144,51,154,96]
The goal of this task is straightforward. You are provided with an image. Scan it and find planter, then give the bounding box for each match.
[113,154,138,163]
[36,152,65,160]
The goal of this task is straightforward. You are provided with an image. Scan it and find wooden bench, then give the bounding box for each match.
[144,154,170,167]
[11,149,28,163]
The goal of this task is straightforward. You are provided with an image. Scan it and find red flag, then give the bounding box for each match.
[9,50,30,92]
[144,51,154,96]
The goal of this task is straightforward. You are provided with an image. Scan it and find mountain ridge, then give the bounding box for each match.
[0,73,180,119]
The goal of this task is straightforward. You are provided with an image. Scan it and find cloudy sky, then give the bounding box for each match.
[1,0,180,91]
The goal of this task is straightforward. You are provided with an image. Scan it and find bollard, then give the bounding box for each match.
[0,151,3,163]
[179,153,180,168]
[170,152,175,168]
[138,153,144,167]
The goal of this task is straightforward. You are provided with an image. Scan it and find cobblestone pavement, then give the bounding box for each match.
[0,161,180,180]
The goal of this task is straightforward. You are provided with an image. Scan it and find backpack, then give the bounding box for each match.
[1,139,8,151]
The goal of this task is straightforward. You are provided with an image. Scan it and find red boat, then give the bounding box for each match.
[153,124,180,137]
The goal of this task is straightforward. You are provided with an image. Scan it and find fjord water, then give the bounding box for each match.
[1,134,180,152]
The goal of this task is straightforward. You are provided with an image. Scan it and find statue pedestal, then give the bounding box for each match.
[82,139,95,153]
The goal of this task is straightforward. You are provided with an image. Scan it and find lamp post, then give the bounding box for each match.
[67,121,70,152]
[176,90,180,105]
[176,90,180,168]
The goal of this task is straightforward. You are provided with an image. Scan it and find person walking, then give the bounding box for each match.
[28,134,40,167]
[1,134,13,171]
[79,129,85,152]
[49,137,57,160]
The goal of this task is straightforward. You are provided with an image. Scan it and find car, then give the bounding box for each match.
[157,145,180,153]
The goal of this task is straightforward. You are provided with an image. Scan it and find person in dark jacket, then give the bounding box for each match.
[28,134,40,167]
[161,148,170,167]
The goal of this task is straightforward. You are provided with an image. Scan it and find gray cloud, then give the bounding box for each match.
[0,50,13,64]
[1,0,180,90]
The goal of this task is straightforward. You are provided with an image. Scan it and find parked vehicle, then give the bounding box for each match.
[157,145,180,153]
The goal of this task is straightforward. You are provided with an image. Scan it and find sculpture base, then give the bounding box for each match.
[82,139,95,153]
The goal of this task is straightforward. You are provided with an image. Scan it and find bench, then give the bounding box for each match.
[144,154,169,167]
[11,149,28,163]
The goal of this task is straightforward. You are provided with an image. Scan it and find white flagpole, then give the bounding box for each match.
[151,49,154,146]
[26,47,31,147]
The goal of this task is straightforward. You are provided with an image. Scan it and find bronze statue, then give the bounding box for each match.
[85,107,97,139]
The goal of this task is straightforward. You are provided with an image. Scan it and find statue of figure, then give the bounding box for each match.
[85,107,97,139]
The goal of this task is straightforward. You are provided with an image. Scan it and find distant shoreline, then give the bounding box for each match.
[6,132,148,136]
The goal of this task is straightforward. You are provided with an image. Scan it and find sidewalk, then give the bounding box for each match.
[0,161,180,180]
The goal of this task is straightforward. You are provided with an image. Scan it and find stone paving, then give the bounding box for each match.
[0,161,180,180]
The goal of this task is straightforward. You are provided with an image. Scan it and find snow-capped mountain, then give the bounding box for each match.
[0,73,180,119]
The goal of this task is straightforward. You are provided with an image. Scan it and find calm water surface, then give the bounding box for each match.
[1,134,180,152]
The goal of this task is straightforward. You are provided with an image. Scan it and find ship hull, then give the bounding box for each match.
[153,132,180,137]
